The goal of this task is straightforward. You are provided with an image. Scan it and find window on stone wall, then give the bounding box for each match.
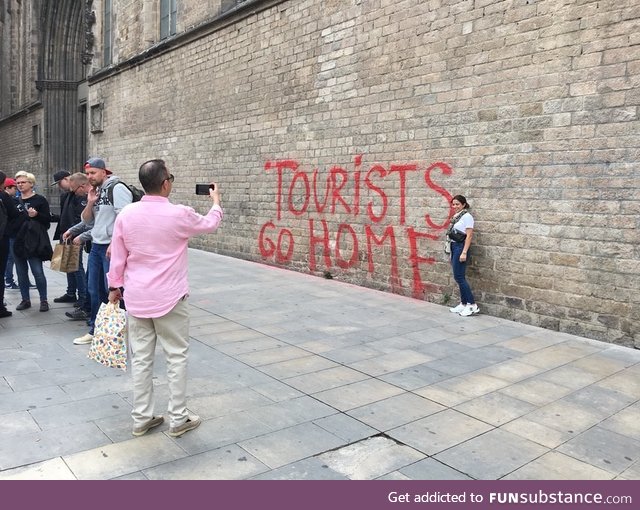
[104,0,113,65]
[160,0,177,40]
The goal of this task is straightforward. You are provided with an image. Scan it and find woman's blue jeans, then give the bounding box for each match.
[450,241,475,305]
[15,255,47,302]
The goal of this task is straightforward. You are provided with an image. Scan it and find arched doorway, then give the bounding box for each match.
[38,0,87,189]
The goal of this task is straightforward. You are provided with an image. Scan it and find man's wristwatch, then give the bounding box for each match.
[108,287,121,292]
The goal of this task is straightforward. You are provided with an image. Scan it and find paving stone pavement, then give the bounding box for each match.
[1,248,639,480]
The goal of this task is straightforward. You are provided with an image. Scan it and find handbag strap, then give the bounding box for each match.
[447,209,468,235]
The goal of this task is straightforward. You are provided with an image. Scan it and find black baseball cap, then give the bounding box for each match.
[51,170,71,186]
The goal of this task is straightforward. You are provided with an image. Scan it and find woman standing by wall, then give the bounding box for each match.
[447,195,479,317]
[13,172,52,312]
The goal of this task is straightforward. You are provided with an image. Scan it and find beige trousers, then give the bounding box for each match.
[127,298,190,429]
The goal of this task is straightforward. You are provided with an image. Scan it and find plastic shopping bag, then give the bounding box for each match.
[88,301,127,371]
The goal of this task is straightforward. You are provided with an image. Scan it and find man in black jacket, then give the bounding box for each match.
[0,171,21,318]
[50,170,88,309]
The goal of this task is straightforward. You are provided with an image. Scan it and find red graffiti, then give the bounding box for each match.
[260,155,455,298]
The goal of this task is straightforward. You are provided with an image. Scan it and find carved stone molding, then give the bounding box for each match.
[82,0,96,65]
[35,80,79,90]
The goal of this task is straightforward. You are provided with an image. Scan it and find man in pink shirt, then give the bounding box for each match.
[107,159,223,437]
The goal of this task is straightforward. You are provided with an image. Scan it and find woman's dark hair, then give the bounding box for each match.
[452,194,470,209]
[139,159,167,194]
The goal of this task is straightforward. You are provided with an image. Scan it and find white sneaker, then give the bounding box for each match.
[73,333,94,345]
[459,304,479,317]
[449,303,466,313]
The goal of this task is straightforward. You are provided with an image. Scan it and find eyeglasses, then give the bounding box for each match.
[163,174,175,184]
[70,183,87,193]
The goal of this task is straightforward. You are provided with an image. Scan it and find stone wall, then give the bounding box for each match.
[0,0,40,117]
[0,109,45,185]
[86,0,639,346]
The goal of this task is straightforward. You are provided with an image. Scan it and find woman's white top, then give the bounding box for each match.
[453,211,474,233]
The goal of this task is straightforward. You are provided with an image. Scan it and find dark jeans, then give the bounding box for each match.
[0,237,8,310]
[451,241,475,305]
[4,237,15,285]
[87,243,110,334]
[15,255,47,303]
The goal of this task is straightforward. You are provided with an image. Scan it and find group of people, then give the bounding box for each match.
[0,158,224,438]
[1,161,479,438]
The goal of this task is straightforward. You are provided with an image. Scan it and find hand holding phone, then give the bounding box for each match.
[195,183,215,195]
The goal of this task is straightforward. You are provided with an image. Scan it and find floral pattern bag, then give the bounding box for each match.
[88,302,128,371]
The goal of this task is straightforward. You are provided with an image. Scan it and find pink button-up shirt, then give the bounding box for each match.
[107,195,223,318]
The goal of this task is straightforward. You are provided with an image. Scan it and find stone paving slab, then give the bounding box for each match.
[1,248,640,480]
[0,422,112,471]
[143,444,268,480]
[433,428,549,480]
[388,409,494,456]
[503,451,614,480]
[556,426,640,475]
[250,457,348,480]
[238,422,347,469]
[318,436,426,480]
[0,457,77,480]
[63,432,189,480]
[347,392,445,431]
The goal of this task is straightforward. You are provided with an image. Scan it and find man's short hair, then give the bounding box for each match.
[69,172,89,185]
[0,171,6,186]
[139,159,167,194]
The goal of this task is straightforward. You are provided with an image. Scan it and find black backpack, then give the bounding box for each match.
[106,179,145,205]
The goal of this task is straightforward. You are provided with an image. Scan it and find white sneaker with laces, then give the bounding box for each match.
[449,303,466,313]
[459,304,479,317]
[73,333,94,345]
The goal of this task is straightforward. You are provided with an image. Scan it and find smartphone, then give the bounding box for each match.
[195,183,215,195]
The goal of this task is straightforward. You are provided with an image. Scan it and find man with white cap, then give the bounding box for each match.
[64,157,133,345]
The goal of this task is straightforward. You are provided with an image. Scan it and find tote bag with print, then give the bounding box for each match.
[88,302,127,371]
